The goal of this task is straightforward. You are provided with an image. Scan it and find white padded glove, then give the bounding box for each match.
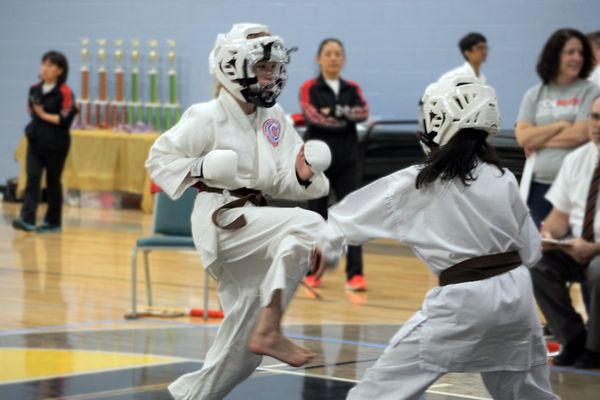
[304,140,332,173]
[201,149,238,183]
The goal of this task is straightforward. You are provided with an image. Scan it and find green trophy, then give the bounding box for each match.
[146,39,161,131]
[127,39,143,130]
[165,39,182,130]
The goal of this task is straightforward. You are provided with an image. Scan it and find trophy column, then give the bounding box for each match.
[76,38,91,128]
[145,40,161,131]
[127,39,143,130]
[111,39,127,129]
[164,39,182,130]
[94,39,109,129]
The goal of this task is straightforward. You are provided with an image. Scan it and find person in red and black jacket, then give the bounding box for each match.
[299,38,369,291]
[13,51,78,233]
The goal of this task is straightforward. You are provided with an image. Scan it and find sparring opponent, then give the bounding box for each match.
[314,76,559,399]
[146,23,332,400]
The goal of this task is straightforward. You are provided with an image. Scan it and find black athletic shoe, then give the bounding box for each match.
[36,222,62,233]
[575,350,600,369]
[553,331,587,366]
[12,218,36,232]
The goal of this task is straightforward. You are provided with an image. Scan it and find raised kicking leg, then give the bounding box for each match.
[248,289,315,366]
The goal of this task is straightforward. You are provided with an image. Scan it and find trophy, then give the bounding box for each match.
[127,39,144,130]
[145,39,161,131]
[94,39,109,128]
[164,39,182,129]
[76,38,91,128]
[110,39,127,129]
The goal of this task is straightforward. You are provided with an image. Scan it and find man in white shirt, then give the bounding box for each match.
[588,31,600,86]
[531,95,600,369]
[439,32,488,84]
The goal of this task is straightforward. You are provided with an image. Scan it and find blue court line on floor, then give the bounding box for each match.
[3,320,599,378]
[550,365,600,377]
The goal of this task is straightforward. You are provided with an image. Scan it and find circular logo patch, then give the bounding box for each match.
[262,118,281,147]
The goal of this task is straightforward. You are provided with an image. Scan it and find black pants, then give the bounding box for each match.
[526,181,552,229]
[530,249,600,352]
[527,181,592,311]
[20,145,68,227]
[307,164,363,279]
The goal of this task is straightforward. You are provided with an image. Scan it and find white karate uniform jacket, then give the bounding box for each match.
[322,163,547,373]
[146,90,329,268]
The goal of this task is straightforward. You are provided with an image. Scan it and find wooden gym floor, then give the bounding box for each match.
[1,201,598,399]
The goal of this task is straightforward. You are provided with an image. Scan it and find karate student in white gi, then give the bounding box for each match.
[146,23,332,400]
[313,76,559,400]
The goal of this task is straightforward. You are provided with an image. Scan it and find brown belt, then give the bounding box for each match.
[193,181,267,229]
[439,251,522,286]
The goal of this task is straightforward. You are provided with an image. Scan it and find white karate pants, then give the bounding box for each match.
[346,324,559,400]
[169,206,324,400]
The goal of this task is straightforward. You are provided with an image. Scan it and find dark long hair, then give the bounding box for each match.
[317,38,345,58]
[42,50,69,85]
[536,28,593,84]
[416,129,504,189]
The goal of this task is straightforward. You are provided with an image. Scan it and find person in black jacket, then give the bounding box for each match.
[13,51,77,233]
[299,38,369,291]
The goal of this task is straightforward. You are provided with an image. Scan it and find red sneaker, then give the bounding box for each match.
[345,275,367,291]
[305,275,322,288]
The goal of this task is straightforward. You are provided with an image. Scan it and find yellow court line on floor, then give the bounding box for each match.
[0,347,180,383]
[43,383,168,400]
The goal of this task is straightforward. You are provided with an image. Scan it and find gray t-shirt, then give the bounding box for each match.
[517,79,600,184]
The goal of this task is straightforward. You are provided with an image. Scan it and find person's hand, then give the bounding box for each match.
[32,104,46,119]
[295,144,314,181]
[524,147,537,157]
[304,140,331,174]
[560,237,596,264]
[202,150,239,184]
[557,120,572,131]
[540,224,556,251]
[310,246,329,280]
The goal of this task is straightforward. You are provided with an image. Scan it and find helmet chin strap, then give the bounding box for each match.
[241,78,283,108]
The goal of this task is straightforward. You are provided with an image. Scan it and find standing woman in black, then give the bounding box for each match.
[300,38,369,291]
[13,51,77,233]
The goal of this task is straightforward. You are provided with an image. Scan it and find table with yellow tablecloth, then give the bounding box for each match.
[14,129,159,213]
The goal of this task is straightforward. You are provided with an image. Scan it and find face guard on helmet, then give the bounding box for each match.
[209,23,290,108]
[418,75,500,155]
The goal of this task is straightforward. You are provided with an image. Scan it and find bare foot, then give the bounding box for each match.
[248,330,315,367]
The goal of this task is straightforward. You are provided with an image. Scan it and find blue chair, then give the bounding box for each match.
[130,188,213,319]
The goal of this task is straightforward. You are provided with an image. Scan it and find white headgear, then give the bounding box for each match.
[209,23,290,108]
[418,75,500,154]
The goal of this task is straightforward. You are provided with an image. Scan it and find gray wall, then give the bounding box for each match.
[1,0,599,182]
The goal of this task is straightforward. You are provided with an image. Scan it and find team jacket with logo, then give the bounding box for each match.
[25,82,77,153]
[299,75,368,170]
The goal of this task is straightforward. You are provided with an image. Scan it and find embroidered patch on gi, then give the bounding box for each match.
[262,118,281,147]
